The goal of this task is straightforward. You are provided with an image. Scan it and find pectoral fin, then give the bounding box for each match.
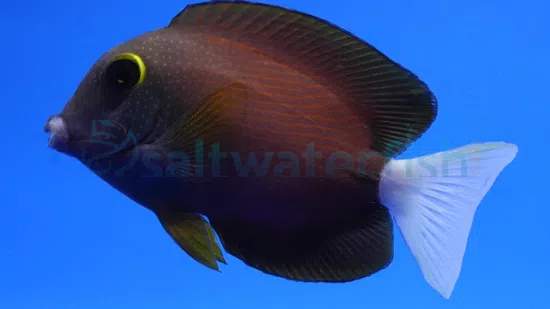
[154,79,248,154]
[159,212,226,271]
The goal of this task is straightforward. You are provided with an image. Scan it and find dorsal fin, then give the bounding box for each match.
[169,1,438,157]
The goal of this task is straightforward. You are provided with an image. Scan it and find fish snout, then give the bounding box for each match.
[45,115,70,153]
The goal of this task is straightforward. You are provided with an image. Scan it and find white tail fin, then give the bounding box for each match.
[378,142,518,299]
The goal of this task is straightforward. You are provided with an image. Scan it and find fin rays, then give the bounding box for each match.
[170,0,437,157]
[378,142,518,298]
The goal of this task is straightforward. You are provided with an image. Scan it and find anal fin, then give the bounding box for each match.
[209,204,394,282]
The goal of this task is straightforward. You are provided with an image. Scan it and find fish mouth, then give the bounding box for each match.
[44,115,71,154]
[44,115,135,159]
[44,114,158,175]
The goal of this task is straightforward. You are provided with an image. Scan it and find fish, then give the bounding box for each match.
[44,0,518,299]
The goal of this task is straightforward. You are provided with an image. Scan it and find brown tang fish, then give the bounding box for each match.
[44,1,518,299]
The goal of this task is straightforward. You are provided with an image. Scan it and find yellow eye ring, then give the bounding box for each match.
[107,52,147,89]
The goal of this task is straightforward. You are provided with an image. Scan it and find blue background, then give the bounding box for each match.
[2,0,548,308]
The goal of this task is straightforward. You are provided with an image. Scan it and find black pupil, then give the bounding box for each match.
[106,59,140,90]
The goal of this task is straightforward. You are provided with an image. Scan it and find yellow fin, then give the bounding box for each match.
[154,79,249,161]
[159,212,226,271]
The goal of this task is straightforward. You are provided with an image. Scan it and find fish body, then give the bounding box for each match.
[67,22,387,230]
[45,1,518,299]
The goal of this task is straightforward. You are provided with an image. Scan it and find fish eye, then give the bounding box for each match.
[105,53,147,91]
